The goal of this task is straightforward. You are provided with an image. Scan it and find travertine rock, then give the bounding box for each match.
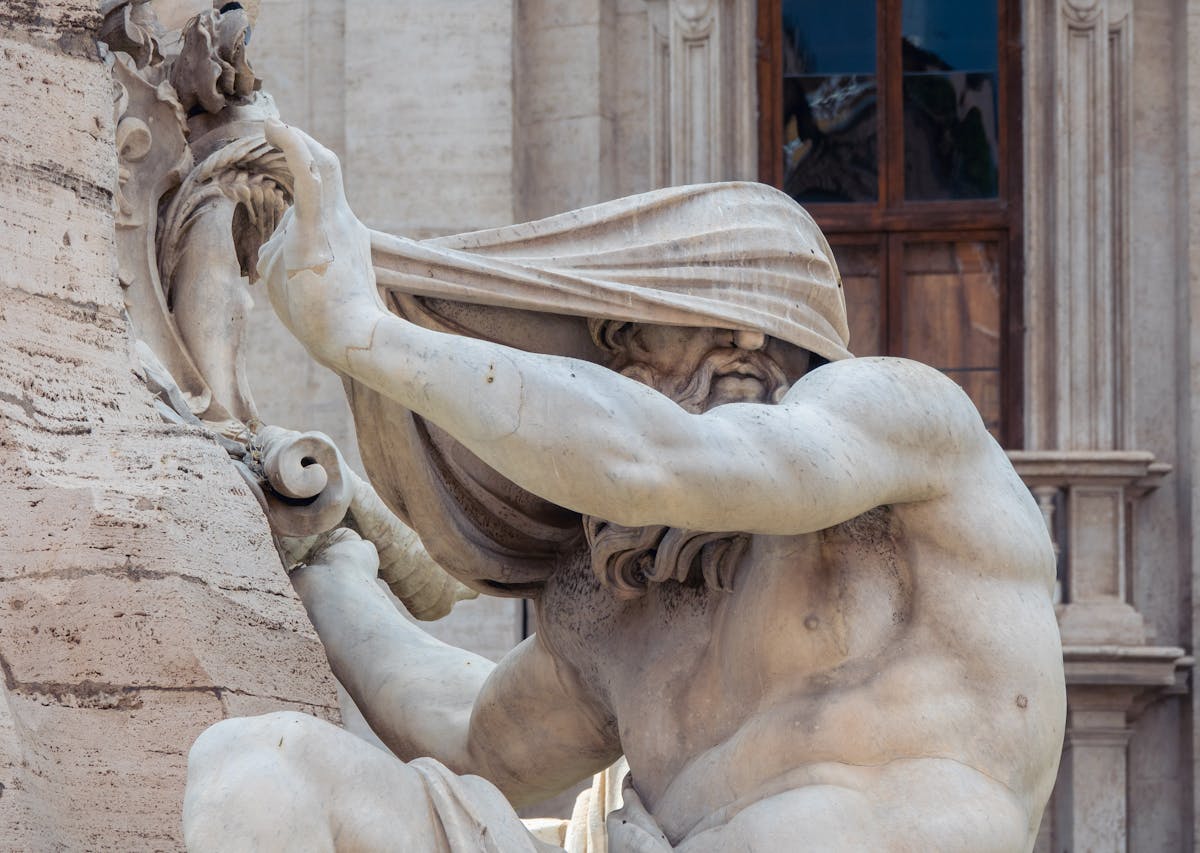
[0,3,337,849]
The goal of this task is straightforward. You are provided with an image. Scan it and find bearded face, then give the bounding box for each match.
[582,321,817,599]
[588,320,810,412]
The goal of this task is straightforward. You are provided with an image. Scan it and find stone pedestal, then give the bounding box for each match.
[1010,451,1169,646]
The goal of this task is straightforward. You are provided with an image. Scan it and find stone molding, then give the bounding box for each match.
[644,0,756,186]
[1009,450,1170,646]
[1025,0,1134,451]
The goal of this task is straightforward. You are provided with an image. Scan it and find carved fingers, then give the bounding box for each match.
[257,120,384,371]
[309,528,381,582]
[263,118,333,274]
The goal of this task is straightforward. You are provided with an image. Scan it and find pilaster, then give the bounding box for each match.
[1026,0,1133,452]
[1020,1,1184,847]
[643,0,756,186]
[1052,649,1189,853]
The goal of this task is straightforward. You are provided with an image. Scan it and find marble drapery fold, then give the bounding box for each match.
[347,182,852,595]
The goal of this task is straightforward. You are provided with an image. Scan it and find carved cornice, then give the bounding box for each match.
[1062,0,1104,27]
[1063,645,1188,689]
[1008,450,1171,490]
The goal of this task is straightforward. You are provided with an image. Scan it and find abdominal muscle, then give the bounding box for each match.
[601,536,1061,844]
[538,502,1063,846]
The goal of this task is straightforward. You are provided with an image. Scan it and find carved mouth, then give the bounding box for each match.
[715,358,769,381]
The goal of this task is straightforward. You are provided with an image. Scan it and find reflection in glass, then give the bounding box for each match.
[902,0,999,200]
[902,0,997,70]
[782,0,878,203]
[898,240,1001,435]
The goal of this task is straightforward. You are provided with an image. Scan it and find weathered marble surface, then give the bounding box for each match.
[184,124,1066,851]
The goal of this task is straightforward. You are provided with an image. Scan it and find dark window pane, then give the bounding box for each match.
[897,240,1001,436]
[783,0,876,75]
[781,0,878,203]
[783,76,879,203]
[832,242,885,356]
[902,1,999,200]
[901,0,998,72]
[903,71,998,199]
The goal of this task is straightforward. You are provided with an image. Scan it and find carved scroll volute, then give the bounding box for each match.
[111,53,222,421]
[254,426,354,538]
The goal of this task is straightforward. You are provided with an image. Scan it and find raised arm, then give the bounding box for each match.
[291,532,620,806]
[259,122,990,536]
[342,330,988,533]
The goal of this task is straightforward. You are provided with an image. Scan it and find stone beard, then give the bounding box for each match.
[582,320,797,600]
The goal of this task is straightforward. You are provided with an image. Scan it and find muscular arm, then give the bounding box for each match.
[291,535,619,806]
[345,320,988,534]
[261,122,990,536]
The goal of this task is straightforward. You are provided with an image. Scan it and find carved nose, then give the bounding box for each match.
[733,330,766,351]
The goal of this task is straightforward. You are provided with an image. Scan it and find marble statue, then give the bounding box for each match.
[180,119,1066,852]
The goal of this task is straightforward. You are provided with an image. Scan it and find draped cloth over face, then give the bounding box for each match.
[346,182,852,595]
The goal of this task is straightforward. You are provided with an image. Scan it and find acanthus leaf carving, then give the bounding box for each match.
[98,0,165,69]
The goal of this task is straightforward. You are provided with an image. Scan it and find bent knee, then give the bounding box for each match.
[188,712,330,775]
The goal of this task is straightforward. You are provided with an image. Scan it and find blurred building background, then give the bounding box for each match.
[243,1,1200,849]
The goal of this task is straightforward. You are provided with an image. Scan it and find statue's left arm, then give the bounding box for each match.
[260,123,991,537]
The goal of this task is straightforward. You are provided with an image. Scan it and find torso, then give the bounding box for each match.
[536,443,1065,843]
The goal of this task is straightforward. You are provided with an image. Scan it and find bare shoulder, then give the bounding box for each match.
[788,356,981,412]
[781,356,992,455]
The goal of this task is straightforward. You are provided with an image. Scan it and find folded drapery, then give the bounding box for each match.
[370,181,851,363]
[346,182,852,594]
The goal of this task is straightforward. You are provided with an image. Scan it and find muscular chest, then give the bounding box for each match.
[536,509,913,717]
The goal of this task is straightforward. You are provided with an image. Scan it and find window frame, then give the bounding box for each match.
[757,0,1024,446]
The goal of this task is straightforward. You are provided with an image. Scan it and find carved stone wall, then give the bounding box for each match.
[0,3,337,848]
[1022,0,1196,850]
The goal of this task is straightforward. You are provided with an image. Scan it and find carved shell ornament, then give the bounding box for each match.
[101,0,474,619]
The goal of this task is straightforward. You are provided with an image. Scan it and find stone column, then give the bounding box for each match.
[1188,0,1200,842]
[513,0,619,220]
[0,3,336,848]
[1051,651,1186,853]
